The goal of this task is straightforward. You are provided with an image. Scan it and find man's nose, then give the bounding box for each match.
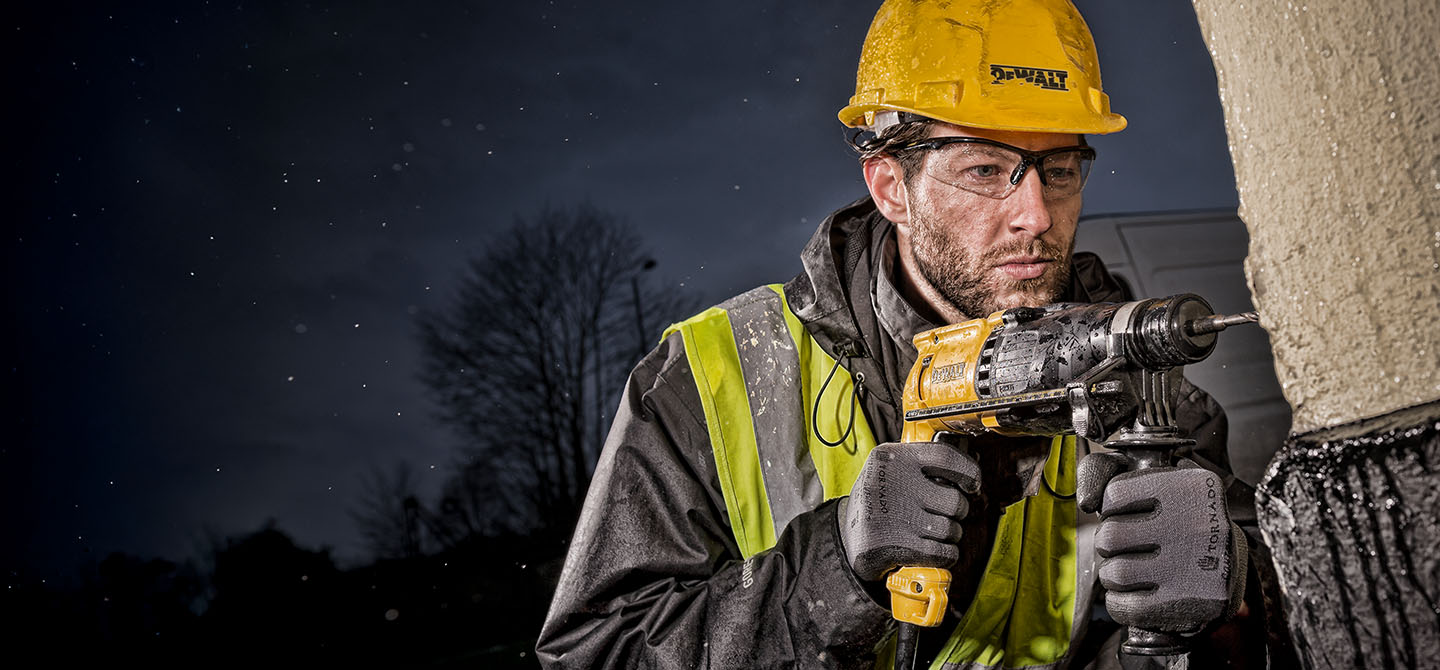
[1007,167,1054,237]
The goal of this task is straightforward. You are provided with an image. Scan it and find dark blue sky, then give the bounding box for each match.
[5,0,1236,577]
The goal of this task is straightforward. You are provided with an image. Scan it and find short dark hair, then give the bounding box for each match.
[848,119,935,185]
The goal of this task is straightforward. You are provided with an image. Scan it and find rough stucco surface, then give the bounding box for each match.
[1190,0,1440,434]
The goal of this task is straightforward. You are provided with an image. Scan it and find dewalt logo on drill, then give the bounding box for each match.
[989,64,1070,91]
[931,362,967,386]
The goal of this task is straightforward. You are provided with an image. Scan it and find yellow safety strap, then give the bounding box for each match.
[770,285,878,500]
[664,285,878,558]
[665,307,776,558]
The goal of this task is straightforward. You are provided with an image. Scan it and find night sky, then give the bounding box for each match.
[6,1,1238,579]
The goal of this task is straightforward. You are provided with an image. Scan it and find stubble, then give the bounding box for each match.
[910,209,1074,319]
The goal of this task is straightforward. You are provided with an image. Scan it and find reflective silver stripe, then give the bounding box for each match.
[721,287,824,538]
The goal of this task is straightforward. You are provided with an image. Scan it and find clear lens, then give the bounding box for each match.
[1037,150,1093,198]
[924,143,1024,198]
[919,141,1094,200]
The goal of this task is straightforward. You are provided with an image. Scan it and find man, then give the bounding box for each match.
[537,1,1294,668]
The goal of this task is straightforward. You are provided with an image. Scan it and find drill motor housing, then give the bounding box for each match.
[901,294,1225,444]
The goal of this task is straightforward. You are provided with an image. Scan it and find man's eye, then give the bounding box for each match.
[1045,167,1076,183]
[966,164,1002,179]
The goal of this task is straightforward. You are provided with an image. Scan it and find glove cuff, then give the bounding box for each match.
[1224,520,1250,620]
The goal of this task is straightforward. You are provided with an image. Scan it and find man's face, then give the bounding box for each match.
[901,124,1084,319]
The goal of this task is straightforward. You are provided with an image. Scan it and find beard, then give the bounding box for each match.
[910,210,1074,320]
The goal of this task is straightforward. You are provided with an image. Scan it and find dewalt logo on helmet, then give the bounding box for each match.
[989,64,1070,91]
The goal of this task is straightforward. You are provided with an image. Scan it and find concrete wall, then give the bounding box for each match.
[1189,0,1440,435]
[1190,3,1440,665]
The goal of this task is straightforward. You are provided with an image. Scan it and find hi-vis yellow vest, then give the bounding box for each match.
[664,285,1080,670]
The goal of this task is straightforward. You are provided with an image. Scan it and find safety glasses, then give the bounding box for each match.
[895,136,1096,201]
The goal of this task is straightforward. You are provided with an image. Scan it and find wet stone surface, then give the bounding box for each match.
[1258,402,1440,669]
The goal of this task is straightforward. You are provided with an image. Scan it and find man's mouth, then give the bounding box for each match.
[994,256,1052,281]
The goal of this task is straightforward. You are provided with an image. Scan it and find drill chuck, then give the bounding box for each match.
[1125,294,1218,368]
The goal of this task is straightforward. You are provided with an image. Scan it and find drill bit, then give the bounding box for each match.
[1184,311,1259,336]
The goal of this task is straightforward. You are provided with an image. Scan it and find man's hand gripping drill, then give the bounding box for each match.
[838,294,1259,670]
[839,440,981,621]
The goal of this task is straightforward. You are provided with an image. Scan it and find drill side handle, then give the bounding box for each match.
[1117,443,1188,658]
[1106,401,1197,659]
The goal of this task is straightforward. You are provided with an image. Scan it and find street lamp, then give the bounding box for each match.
[631,258,657,359]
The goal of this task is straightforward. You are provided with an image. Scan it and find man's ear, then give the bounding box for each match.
[863,156,910,225]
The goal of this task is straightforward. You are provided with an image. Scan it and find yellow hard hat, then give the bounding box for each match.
[839,0,1127,135]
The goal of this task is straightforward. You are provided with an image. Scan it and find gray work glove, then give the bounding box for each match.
[1077,453,1249,634]
[838,441,982,582]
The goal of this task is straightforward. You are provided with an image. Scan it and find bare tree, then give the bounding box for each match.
[351,459,495,559]
[350,463,423,560]
[416,205,692,539]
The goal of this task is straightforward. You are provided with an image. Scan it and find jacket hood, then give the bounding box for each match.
[784,196,910,440]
